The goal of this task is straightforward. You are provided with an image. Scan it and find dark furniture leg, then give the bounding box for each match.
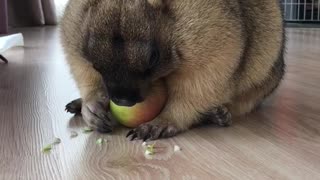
[0,54,8,63]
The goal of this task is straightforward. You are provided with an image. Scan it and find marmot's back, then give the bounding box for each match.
[236,0,285,92]
[229,0,285,115]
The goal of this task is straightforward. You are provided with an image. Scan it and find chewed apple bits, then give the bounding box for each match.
[53,138,61,145]
[70,131,78,138]
[82,127,93,133]
[96,138,107,145]
[41,137,61,154]
[41,144,52,153]
[145,143,156,155]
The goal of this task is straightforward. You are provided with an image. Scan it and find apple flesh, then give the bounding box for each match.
[110,80,168,128]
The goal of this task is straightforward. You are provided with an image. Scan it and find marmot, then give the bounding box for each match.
[60,0,285,140]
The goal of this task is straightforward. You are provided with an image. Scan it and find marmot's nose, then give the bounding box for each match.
[109,88,144,107]
[111,98,137,107]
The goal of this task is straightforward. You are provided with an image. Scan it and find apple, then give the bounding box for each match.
[110,80,168,128]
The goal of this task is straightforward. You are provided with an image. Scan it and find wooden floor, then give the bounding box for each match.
[1,27,320,180]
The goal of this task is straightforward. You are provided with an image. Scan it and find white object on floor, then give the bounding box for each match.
[0,33,24,54]
[174,145,181,152]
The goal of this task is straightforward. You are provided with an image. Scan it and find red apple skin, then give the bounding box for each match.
[110,80,168,128]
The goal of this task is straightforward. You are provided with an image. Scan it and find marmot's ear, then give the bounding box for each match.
[147,0,171,10]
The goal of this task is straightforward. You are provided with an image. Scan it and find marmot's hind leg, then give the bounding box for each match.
[200,106,232,127]
[229,56,285,116]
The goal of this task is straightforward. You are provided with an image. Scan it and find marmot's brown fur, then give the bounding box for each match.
[61,0,285,140]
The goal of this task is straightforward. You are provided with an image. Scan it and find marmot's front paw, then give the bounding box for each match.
[126,118,180,141]
[81,97,115,133]
[65,98,82,114]
[66,96,115,133]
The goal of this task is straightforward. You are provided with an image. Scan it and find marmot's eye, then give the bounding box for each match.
[149,46,160,68]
